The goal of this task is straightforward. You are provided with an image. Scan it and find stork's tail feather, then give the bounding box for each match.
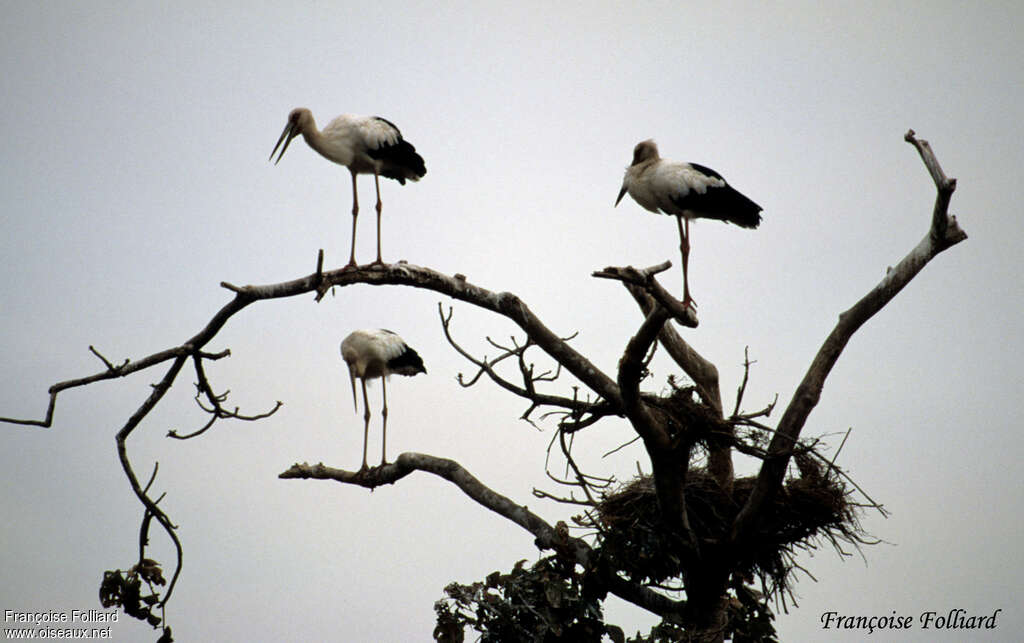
[387,345,426,376]
[377,140,426,184]
[719,185,763,228]
[728,204,763,229]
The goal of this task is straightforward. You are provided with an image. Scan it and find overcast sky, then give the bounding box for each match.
[2,1,1022,641]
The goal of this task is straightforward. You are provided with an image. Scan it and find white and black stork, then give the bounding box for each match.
[271,109,426,267]
[615,139,762,309]
[340,329,426,470]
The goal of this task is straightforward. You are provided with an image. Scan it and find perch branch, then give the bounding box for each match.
[593,261,698,328]
[5,263,621,428]
[279,453,686,618]
[2,262,630,617]
[312,263,624,407]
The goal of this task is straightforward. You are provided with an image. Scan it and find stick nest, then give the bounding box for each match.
[585,468,866,596]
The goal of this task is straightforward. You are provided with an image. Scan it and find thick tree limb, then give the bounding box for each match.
[615,299,703,552]
[280,454,589,557]
[313,263,624,408]
[617,305,672,447]
[1,262,626,616]
[731,130,967,545]
[621,285,723,416]
[279,453,686,618]
[5,264,619,429]
[618,276,733,491]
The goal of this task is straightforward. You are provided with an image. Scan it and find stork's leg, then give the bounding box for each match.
[345,170,359,269]
[371,171,384,266]
[380,376,389,465]
[676,215,696,309]
[360,378,371,470]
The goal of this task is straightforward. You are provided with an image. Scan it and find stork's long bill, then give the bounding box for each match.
[270,120,297,165]
[347,365,359,412]
[615,185,628,207]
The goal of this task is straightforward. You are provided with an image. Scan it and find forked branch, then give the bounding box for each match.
[731,130,967,544]
[438,304,612,427]
[593,261,698,328]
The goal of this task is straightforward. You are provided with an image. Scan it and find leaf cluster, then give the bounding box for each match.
[434,557,621,643]
[99,558,171,642]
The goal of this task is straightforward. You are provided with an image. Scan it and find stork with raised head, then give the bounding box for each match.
[271,109,426,268]
[615,139,762,310]
[340,329,426,470]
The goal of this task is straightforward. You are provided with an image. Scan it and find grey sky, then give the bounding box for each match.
[2,1,1021,640]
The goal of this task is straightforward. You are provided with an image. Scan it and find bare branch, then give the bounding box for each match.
[732,347,755,418]
[621,285,723,416]
[439,304,614,425]
[531,488,594,507]
[6,264,622,429]
[825,428,852,478]
[89,345,129,373]
[619,280,734,492]
[278,452,686,618]
[593,262,698,328]
[279,453,588,553]
[1,345,193,427]
[115,353,189,607]
[2,262,631,619]
[538,427,614,507]
[617,306,671,444]
[602,434,642,458]
[905,129,960,244]
[167,354,282,440]
[309,263,624,407]
[732,130,967,544]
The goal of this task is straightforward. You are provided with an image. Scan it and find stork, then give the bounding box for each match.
[615,139,762,310]
[340,329,426,470]
[271,109,426,267]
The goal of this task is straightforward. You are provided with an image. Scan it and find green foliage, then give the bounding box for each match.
[724,586,779,643]
[434,557,617,642]
[434,554,783,642]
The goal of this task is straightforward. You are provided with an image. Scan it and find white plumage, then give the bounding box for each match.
[271,109,426,267]
[340,329,426,470]
[615,139,762,309]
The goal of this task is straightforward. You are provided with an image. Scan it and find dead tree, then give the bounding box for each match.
[1,131,965,642]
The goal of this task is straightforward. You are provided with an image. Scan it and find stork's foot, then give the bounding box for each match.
[368,259,387,270]
[681,296,698,311]
[341,260,359,272]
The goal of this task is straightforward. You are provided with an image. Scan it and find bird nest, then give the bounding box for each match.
[585,468,865,597]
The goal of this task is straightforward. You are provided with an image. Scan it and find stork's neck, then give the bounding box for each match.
[301,122,328,157]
